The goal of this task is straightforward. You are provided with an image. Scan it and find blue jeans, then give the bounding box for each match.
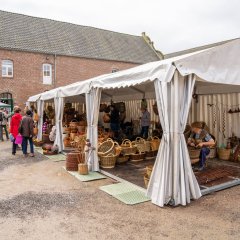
[199,147,210,167]
[22,137,34,154]
[141,126,149,139]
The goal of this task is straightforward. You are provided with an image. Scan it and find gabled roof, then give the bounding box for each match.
[0,10,160,64]
[164,38,239,59]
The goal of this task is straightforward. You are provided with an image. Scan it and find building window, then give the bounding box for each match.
[2,60,13,77]
[43,64,52,85]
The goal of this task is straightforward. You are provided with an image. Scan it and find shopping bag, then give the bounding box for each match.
[15,134,23,144]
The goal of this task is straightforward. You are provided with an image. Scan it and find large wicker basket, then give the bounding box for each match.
[98,138,115,157]
[218,148,231,160]
[121,139,137,155]
[100,153,117,168]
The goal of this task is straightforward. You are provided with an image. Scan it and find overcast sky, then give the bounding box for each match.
[1,0,239,54]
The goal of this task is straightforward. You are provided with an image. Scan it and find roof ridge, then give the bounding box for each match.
[0,9,141,38]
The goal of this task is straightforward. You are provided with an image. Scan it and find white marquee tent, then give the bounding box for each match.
[28,39,240,207]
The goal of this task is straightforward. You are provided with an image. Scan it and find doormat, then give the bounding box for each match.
[36,148,66,162]
[99,182,150,205]
[63,167,106,182]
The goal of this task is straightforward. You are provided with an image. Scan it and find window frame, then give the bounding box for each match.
[2,60,14,78]
[42,63,52,85]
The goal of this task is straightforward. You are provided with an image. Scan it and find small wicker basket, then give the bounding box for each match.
[134,137,151,153]
[150,136,161,151]
[100,153,117,168]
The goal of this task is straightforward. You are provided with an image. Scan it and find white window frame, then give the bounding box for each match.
[2,60,13,77]
[43,64,52,85]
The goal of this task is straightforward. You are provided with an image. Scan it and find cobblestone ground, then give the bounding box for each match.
[0,141,239,240]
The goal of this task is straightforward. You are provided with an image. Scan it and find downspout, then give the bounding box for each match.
[54,54,57,87]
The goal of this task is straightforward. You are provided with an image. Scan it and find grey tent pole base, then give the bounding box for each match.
[201,178,240,196]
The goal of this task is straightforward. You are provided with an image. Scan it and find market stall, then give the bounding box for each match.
[27,39,240,207]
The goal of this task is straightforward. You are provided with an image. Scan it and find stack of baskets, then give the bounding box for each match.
[66,151,83,171]
[98,138,118,168]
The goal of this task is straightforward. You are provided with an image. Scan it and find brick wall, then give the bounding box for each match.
[0,49,138,109]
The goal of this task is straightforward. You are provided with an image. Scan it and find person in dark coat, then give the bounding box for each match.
[20,110,34,157]
[10,106,22,155]
[110,105,120,139]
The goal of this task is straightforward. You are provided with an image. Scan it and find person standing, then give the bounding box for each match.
[110,105,120,139]
[0,108,9,141]
[20,110,34,157]
[10,106,22,155]
[140,107,150,139]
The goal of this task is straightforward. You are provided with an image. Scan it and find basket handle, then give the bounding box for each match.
[70,119,78,123]
[135,137,145,143]
[121,139,132,147]
[153,136,160,140]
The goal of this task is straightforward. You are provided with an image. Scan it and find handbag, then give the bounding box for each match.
[15,134,23,144]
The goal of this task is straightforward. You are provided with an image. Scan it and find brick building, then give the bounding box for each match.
[0,10,163,110]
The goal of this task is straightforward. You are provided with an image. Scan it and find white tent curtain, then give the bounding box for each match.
[37,99,44,141]
[85,88,102,171]
[147,71,201,207]
[54,97,64,152]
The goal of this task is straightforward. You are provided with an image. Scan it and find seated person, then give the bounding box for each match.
[187,122,215,171]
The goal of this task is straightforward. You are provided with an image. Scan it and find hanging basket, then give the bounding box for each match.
[98,138,115,157]
[100,153,117,168]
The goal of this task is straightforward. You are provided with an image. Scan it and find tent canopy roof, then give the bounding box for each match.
[27,39,240,102]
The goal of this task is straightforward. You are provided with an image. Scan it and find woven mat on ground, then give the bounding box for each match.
[63,167,106,182]
[36,148,66,162]
[99,182,150,205]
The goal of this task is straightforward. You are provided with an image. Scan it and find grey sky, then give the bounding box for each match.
[1,0,239,54]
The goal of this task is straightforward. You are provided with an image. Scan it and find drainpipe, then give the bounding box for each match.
[54,54,57,87]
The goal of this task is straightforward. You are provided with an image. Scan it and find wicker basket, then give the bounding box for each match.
[150,136,160,151]
[218,148,231,160]
[129,152,145,162]
[207,147,217,159]
[144,174,150,188]
[188,148,201,159]
[114,142,122,156]
[98,139,115,157]
[116,155,129,164]
[78,163,88,175]
[146,165,153,178]
[100,153,117,168]
[145,151,156,160]
[135,137,151,153]
[121,139,137,155]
